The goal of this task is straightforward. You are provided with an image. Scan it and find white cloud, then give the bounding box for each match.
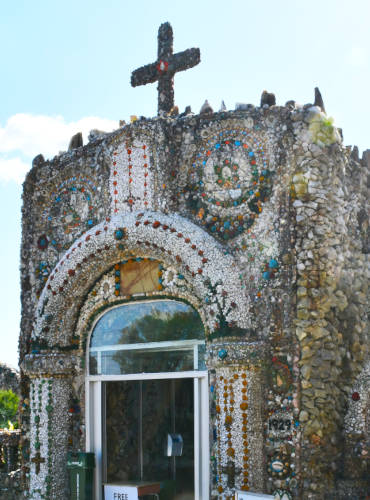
[0,113,118,184]
[0,157,30,184]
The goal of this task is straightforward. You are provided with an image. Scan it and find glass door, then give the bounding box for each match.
[86,299,209,499]
[86,373,209,500]
[104,379,194,498]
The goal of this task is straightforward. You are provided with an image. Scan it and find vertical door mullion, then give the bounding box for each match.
[97,351,102,375]
[102,383,107,484]
[92,381,103,500]
[139,381,143,481]
[200,375,210,499]
[194,378,200,500]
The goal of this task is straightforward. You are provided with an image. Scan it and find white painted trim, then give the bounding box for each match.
[194,377,200,500]
[90,339,204,352]
[92,381,103,500]
[87,370,207,382]
[85,378,91,452]
[200,375,210,500]
[87,372,209,499]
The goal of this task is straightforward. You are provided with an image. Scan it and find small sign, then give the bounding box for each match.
[236,491,274,499]
[120,259,160,295]
[268,412,293,437]
[104,485,139,500]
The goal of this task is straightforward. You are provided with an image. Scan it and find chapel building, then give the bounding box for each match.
[19,23,369,500]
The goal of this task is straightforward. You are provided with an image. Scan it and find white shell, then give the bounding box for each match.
[271,460,284,472]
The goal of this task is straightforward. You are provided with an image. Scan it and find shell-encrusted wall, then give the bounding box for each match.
[20,105,369,500]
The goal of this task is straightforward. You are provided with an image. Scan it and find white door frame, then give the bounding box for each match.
[85,370,209,500]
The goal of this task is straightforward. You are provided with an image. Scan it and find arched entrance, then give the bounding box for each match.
[85,299,209,500]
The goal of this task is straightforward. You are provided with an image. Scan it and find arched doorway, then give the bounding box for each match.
[85,299,209,500]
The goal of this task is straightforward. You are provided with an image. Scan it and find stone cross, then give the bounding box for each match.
[221,461,242,488]
[131,22,200,115]
[31,451,45,474]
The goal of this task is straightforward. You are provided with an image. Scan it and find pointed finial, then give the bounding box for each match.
[219,100,226,112]
[314,87,325,113]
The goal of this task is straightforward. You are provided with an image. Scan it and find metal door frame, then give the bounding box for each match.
[86,370,209,500]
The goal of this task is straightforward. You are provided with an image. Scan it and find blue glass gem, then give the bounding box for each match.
[115,229,124,240]
[178,274,184,280]
[115,284,120,290]
[218,349,228,360]
[235,140,241,146]
[215,143,220,149]
[269,259,278,269]
[263,271,271,280]
[224,220,231,229]
[115,270,120,277]
[249,151,254,157]
[87,219,93,226]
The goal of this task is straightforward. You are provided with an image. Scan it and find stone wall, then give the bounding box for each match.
[19,102,369,499]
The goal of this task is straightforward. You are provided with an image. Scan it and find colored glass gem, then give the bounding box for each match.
[114,228,125,240]
[37,235,49,250]
[269,259,278,269]
[218,349,228,360]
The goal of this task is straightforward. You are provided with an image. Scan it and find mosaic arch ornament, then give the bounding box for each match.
[187,129,274,240]
[33,211,250,347]
[40,176,98,251]
[110,139,153,214]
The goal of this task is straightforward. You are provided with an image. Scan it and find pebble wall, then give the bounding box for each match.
[19,103,369,499]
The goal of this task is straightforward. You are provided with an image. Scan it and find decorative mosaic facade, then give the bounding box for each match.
[19,26,369,500]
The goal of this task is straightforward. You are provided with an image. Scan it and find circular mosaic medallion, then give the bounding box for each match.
[187,130,274,240]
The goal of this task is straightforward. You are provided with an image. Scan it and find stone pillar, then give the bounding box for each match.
[22,353,77,500]
[208,340,266,497]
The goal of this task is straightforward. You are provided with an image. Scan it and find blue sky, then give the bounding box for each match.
[1,0,369,368]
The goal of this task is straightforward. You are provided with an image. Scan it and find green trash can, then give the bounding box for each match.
[67,451,95,500]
